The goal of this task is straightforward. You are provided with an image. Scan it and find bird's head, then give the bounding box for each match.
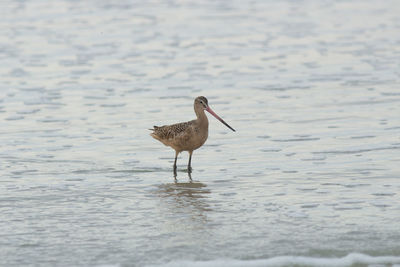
[194,96,235,132]
[195,96,209,110]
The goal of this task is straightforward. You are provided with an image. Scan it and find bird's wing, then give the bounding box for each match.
[151,121,194,140]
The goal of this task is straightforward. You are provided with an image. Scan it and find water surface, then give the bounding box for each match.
[1,0,400,266]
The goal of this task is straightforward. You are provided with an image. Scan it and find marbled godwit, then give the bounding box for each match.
[150,96,235,173]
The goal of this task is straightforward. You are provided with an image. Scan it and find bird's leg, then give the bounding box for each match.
[173,151,178,173]
[188,151,193,173]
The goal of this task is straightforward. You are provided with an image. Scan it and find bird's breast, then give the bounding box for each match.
[191,125,208,149]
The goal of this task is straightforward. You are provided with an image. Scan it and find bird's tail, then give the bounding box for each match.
[148,126,159,131]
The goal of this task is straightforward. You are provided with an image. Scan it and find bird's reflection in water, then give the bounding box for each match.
[156,172,212,230]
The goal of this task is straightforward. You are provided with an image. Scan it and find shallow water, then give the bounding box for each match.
[1,0,400,266]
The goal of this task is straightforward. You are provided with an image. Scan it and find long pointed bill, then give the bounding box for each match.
[206,107,236,132]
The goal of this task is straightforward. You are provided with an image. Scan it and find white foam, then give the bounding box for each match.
[149,253,400,267]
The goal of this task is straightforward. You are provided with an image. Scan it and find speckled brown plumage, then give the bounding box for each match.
[150,119,207,153]
[151,121,193,143]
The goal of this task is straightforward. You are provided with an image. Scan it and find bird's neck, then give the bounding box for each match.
[195,108,209,126]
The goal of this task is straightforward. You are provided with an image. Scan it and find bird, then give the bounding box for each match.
[149,96,235,173]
